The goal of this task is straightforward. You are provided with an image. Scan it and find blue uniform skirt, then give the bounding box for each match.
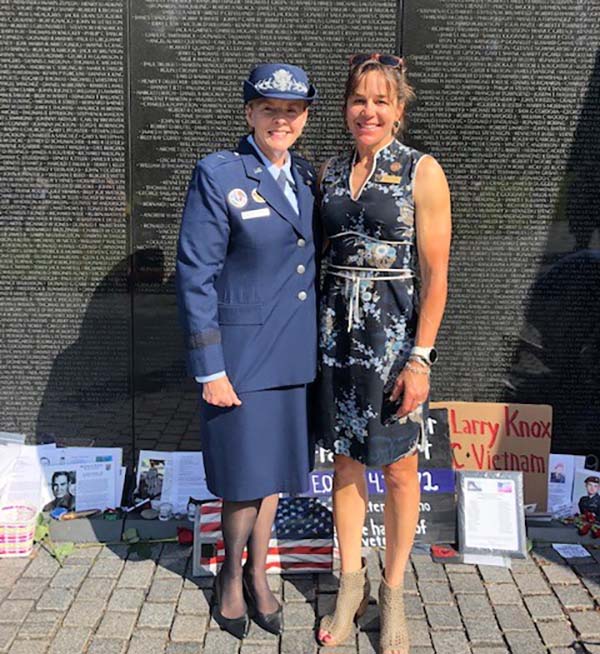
[199,385,313,501]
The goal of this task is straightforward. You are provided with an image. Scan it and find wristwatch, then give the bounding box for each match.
[410,346,438,366]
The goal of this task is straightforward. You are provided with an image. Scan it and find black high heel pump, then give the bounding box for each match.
[242,571,283,635]
[213,570,250,640]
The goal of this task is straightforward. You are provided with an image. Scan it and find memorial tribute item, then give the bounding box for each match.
[42,462,118,513]
[457,470,527,559]
[193,498,333,576]
[547,453,587,517]
[434,401,552,510]
[133,450,215,512]
[574,470,600,519]
[309,407,456,545]
[0,444,124,513]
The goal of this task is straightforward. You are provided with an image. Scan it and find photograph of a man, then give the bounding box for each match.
[43,470,76,511]
[550,462,566,483]
[578,475,600,517]
[136,458,164,500]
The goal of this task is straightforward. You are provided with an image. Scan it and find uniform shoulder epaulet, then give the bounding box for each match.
[197,150,241,171]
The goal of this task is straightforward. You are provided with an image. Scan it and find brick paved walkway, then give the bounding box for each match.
[1,543,600,654]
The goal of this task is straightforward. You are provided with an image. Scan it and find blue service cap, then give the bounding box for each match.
[244,63,317,104]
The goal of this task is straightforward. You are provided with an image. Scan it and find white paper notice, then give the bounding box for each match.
[547,454,586,516]
[49,447,122,509]
[573,468,600,516]
[135,451,216,512]
[43,462,117,512]
[0,444,23,499]
[1,444,56,511]
[162,452,217,512]
[135,450,170,503]
[552,543,591,559]
[463,477,519,551]
[463,553,512,568]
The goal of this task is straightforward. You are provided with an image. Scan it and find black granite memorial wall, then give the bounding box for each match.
[1,0,599,471]
[403,0,600,455]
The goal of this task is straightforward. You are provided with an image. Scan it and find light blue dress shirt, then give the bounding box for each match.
[195,136,298,384]
[247,134,299,214]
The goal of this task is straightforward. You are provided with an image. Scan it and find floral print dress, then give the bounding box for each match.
[316,139,429,467]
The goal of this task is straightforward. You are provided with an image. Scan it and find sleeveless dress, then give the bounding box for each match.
[316,138,429,467]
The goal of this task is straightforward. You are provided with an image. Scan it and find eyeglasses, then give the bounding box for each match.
[349,53,405,70]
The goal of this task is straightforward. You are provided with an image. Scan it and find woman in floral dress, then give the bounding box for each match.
[316,55,451,654]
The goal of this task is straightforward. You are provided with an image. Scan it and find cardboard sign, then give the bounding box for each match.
[431,402,552,510]
[310,407,456,545]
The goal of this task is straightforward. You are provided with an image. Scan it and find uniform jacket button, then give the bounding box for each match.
[296,264,306,274]
[297,238,306,247]
[297,291,307,301]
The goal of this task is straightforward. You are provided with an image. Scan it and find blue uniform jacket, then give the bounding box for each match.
[176,136,318,393]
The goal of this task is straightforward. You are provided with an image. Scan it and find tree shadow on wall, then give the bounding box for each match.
[504,48,600,455]
[35,249,196,464]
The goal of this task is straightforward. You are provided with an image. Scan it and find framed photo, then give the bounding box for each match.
[457,470,527,559]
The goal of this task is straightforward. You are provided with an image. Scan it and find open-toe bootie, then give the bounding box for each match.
[378,575,409,654]
[318,563,370,647]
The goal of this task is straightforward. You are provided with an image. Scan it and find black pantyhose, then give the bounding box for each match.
[218,495,280,619]
[219,500,259,619]
[245,494,280,614]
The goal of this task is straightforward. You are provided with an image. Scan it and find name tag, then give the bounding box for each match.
[374,173,402,184]
[241,208,271,220]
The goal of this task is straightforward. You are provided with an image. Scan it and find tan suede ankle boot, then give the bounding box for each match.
[318,563,370,646]
[379,575,409,654]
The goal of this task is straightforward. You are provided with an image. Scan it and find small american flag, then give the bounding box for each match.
[193,497,333,576]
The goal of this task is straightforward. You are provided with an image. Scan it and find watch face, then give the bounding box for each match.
[429,348,438,364]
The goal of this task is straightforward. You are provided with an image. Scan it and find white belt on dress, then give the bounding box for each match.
[325,263,415,332]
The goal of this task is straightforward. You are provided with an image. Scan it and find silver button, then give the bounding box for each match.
[298,291,307,301]
[296,264,306,274]
[297,238,306,247]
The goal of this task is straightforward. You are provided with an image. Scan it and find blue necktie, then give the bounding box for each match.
[277,169,291,193]
[277,168,299,214]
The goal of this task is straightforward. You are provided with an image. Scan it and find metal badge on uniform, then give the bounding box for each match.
[390,162,401,172]
[374,173,402,184]
[251,188,266,204]
[228,188,248,208]
[241,208,271,220]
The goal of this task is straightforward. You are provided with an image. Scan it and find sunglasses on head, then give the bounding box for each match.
[349,53,404,69]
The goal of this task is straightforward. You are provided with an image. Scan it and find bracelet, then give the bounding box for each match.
[405,361,431,375]
[409,354,431,368]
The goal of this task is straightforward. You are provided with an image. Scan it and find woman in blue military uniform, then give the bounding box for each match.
[176,63,318,639]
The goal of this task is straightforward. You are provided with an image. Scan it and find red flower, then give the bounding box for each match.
[177,527,194,546]
[579,523,591,536]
